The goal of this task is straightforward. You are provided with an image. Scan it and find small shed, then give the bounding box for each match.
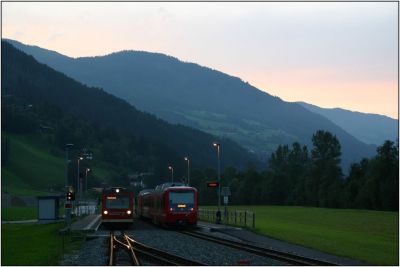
[37,196,60,220]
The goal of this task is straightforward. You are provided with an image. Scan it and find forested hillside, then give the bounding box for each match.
[5,39,376,172]
[2,41,259,187]
[2,42,397,211]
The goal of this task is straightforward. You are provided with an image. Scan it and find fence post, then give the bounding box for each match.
[252,213,255,228]
[244,211,247,227]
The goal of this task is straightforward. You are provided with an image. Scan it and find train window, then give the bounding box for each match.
[169,191,194,204]
[106,195,130,209]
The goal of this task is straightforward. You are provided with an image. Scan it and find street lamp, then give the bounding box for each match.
[184,156,190,186]
[84,168,91,215]
[168,166,174,183]
[65,144,74,190]
[213,142,221,212]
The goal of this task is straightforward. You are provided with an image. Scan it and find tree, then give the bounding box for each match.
[375,140,398,210]
[309,130,343,207]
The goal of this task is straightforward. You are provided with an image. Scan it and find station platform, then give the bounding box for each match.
[197,221,242,232]
[68,214,101,231]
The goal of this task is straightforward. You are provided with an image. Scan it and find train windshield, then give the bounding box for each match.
[105,195,130,209]
[169,191,194,206]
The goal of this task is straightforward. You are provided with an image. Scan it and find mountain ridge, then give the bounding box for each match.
[2,41,259,174]
[297,101,398,146]
[4,38,377,172]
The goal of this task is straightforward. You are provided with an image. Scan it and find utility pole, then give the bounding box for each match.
[168,166,174,183]
[184,156,190,186]
[213,142,221,224]
[65,144,73,227]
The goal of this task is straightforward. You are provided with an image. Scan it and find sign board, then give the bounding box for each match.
[221,187,231,196]
[224,196,229,204]
[207,182,219,187]
[65,203,72,209]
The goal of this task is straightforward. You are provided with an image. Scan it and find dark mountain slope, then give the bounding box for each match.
[5,39,376,171]
[298,102,398,146]
[2,41,258,172]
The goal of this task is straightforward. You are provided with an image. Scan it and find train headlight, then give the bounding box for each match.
[103,210,108,215]
[190,208,194,211]
[127,210,131,215]
[169,208,173,211]
[115,188,120,193]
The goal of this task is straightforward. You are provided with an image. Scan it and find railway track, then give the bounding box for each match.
[181,230,338,266]
[108,232,204,265]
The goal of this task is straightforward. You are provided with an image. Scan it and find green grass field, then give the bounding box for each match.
[202,205,398,265]
[2,133,117,196]
[2,133,65,196]
[1,223,85,265]
[2,207,38,221]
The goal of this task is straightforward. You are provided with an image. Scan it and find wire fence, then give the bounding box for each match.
[198,208,255,228]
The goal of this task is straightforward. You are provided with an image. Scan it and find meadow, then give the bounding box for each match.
[201,205,398,265]
[2,207,38,221]
[2,133,116,196]
[1,223,85,265]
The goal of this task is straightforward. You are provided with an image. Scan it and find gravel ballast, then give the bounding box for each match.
[59,219,286,265]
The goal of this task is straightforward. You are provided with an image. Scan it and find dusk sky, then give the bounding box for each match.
[3,2,398,119]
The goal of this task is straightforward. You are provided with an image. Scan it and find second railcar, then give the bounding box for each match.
[139,183,198,226]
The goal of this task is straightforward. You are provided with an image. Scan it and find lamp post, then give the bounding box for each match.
[168,166,174,183]
[213,142,221,212]
[77,156,83,214]
[65,144,74,190]
[184,156,190,186]
[85,168,90,215]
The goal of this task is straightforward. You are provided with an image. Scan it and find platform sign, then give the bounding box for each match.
[207,181,219,187]
[221,187,231,196]
[224,196,229,204]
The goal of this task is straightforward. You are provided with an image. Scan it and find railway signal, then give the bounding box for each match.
[66,191,75,201]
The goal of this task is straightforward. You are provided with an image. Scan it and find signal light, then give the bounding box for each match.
[207,182,219,187]
[66,191,75,201]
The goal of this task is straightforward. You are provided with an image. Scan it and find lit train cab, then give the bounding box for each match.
[101,187,135,224]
